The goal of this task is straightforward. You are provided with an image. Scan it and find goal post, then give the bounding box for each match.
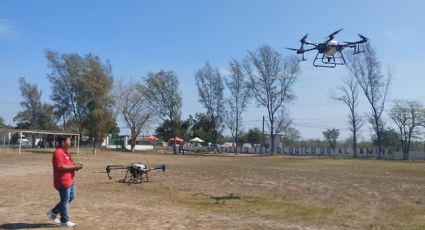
[0,128,80,156]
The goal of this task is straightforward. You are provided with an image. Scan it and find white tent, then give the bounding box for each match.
[190,137,205,143]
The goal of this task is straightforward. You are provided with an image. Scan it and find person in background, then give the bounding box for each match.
[179,141,185,155]
[47,136,83,227]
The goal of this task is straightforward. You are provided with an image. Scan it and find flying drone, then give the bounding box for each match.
[286,29,368,68]
[106,162,166,184]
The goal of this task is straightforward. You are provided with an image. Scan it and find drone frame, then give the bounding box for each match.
[287,30,368,68]
[106,163,166,184]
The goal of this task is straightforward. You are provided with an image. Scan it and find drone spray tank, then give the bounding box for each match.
[325,40,339,57]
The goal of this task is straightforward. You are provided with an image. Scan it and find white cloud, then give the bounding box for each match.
[0,19,18,39]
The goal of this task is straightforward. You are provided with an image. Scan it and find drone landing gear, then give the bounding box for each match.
[297,53,307,62]
[120,168,149,184]
[313,52,346,68]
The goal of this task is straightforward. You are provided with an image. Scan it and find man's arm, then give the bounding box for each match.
[57,163,83,171]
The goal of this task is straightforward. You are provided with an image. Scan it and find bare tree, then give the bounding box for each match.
[194,62,225,146]
[330,77,363,157]
[115,81,154,152]
[281,127,301,146]
[390,100,425,160]
[244,45,300,154]
[345,44,391,158]
[275,107,293,134]
[141,70,182,153]
[275,107,295,147]
[224,59,251,152]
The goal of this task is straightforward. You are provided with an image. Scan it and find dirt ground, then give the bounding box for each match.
[0,148,424,229]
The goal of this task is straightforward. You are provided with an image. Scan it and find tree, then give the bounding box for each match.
[46,50,85,132]
[36,103,58,130]
[236,131,248,147]
[190,113,223,144]
[179,116,194,141]
[274,108,299,146]
[372,128,400,150]
[323,129,340,150]
[281,127,301,146]
[245,45,300,154]
[115,81,154,151]
[14,78,57,131]
[390,100,425,160]
[79,54,116,154]
[141,70,182,153]
[155,116,193,142]
[47,51,118,153]
[246,128,262,147]
[14,77,42,130]
[275,107,293,134]
[330,76,363,157]
[345,44,392,158]
[224,59,251,151]
[194,63,225,146]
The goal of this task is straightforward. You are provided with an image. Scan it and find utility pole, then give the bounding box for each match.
[261,115,265,154]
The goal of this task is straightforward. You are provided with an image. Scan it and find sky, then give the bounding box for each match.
[1,0,425,141]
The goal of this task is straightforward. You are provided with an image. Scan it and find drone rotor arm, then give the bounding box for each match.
[149,164,166,172]
[106,165,128,179]
[303,47,318,52]
[303,41,318,46]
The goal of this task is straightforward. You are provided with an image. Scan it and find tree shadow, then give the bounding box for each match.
[0,223,58,229]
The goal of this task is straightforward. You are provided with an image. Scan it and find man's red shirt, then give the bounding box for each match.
[52,147,75,189]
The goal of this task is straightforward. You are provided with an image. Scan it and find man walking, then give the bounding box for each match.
[47,136,83,227]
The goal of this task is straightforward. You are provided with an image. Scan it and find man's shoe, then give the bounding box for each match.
[61,221,77,227]
[47,211,60,224]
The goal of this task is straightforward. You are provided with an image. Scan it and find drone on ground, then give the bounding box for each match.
[286,29,368,68]
[106,162,166,184]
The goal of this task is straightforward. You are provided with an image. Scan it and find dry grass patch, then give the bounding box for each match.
[0,149,424,229]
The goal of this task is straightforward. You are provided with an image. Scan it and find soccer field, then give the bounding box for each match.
[0,149,424,229]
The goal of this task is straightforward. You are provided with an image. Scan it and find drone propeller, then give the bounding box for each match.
[285,47,298,51]
[298,33,309,50]
[358,34,368,42]
[326,29,343,41]
[286,33,310,54]
[300,33,308,44]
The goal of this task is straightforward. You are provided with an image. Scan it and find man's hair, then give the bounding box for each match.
[56,135,69,144]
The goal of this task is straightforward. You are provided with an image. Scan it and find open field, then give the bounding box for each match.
[0,148,425,229]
